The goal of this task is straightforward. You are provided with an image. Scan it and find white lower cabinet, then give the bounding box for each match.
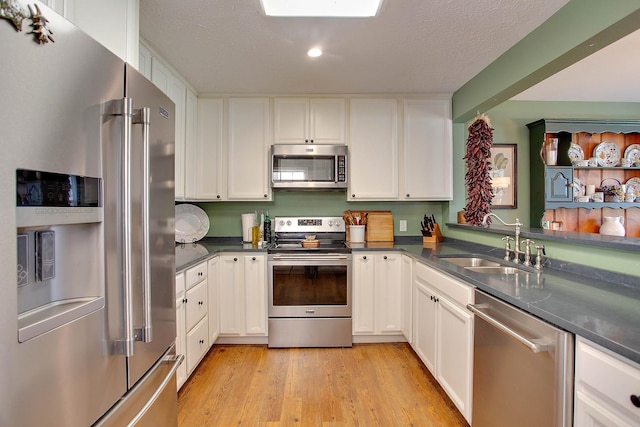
[175,272,187,390]
[176,260,209,390]
[400,254,413,342]
[352,252,403,336]
[218,254,267,337]
[207,256,220,345]
[412,261,473,423]
[575,337,640,426]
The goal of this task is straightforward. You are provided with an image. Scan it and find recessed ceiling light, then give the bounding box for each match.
[261,0,382,17]
[308,48,323,57]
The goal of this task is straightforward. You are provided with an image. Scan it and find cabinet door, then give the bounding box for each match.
[375,253,402,334]
[349,99,398,200]
[412,278,437,374]
[185,279,208,331]
[400,255,413,342]
[175,296,187,390]
[545,166,573,202]
[207,257,219,345]
[402,99,452,200]
[273,98,309,144]
[575,391,634,427]
[218,255,243,335]
[243,255,267,335]
[186,98,224,200]
[186,316,209,374]
[151,60,186,200]
[138,43,152,79]
[309,98,346,144]
[227,98,271,200]
[352,253,375,334]
[436,296,473,422]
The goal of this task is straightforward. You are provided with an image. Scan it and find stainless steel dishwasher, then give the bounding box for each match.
[468,290,574,427]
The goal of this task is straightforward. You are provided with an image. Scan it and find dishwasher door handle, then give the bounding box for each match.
[467,303,553,353]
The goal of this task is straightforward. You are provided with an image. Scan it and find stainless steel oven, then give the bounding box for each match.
[267,216,352,348]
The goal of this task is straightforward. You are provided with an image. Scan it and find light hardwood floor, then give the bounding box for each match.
[177,343,469,426]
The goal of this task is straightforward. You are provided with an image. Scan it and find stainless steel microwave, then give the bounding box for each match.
[271,144,348,190]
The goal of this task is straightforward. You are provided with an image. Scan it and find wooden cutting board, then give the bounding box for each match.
[365,211,394,242]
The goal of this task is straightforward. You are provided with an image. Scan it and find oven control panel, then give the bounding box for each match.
[274,216,345,232]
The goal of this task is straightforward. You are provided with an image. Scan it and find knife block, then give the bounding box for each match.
[422,223,444,245]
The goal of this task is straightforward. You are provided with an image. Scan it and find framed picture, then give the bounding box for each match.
[489,144,517,208]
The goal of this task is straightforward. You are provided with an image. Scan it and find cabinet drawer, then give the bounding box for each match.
[576,338,640,418]
[185,280,208,331]
[176,272,185,298]
[414,262,473,306]
[186,261,207,289]
[186,316,209,374]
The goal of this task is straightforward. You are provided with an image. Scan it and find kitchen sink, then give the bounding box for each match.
[464,266,530,275]
[437,256,502,268]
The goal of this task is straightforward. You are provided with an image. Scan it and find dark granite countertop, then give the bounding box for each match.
[176,236,640,364]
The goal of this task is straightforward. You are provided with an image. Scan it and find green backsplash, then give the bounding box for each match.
[192,192,446,238]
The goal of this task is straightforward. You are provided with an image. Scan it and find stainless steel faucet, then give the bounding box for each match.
[482,213,525,264]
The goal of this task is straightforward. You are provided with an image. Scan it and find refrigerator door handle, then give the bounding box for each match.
[133,107,153,343]
[108,97,136,356]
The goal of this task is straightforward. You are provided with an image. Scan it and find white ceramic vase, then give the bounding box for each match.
[599,216,625,236]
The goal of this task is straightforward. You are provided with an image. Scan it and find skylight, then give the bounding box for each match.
[261,0,383,17]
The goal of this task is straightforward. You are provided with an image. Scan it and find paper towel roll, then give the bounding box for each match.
[241,213,256,242]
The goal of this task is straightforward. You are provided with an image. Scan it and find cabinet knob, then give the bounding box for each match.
[199,339,204,344]
[198,300,203,305]
[383,255,387,260]
[352,194,356,198]
[305,139,309,143]
[430,295,433,301]
[183,298,187,303]
[198,272,203,276]
[362,255,367,260]
[216,195,221,199]
[631,394,640,408]
[252,256,256,261]
[264,194,268,198]
[233,257,238,262]
[406,194,410,197]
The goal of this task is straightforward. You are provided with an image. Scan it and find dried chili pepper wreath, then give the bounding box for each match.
[464,113,494,225]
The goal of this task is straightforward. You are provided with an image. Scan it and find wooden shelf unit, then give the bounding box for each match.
[528,119,640,237]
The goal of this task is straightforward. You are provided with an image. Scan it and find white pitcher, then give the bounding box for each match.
[599,216,625,236]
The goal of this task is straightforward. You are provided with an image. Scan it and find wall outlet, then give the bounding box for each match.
[399,220,407,232]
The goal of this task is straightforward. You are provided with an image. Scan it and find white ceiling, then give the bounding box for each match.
[139,0,573,96]
[512,28,640,102]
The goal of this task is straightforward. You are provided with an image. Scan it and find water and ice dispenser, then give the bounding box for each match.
[16,169,104,342]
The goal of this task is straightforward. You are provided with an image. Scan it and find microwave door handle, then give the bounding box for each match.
[133,107,153,343]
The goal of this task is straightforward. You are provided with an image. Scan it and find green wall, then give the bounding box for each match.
[194,192,446,238]
[445,100,640,277]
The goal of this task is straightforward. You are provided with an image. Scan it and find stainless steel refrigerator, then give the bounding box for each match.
[1,2,180,426]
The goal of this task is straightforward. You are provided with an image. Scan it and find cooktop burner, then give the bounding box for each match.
[269,216,350,254]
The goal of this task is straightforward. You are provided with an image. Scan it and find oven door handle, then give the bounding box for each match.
[271,255,350,261]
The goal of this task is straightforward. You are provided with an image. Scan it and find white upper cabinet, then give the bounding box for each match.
[273,98,346,144]
[348,98,399,200]
[186,98,224,200]
[45,0,139,64]
[402,99,453,200]
[151,59,186,199]
[227,98,272,201]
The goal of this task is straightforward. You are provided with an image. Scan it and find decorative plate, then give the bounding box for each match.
[573,177,583,197]
[568,143,584,162]
[625,177,640,197]
[175,204,210,243]
[593,141,620,167]
[624,144,640,165]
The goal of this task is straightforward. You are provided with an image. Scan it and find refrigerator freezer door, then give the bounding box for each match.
[125,64,177,387]
[94,345,183,427]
